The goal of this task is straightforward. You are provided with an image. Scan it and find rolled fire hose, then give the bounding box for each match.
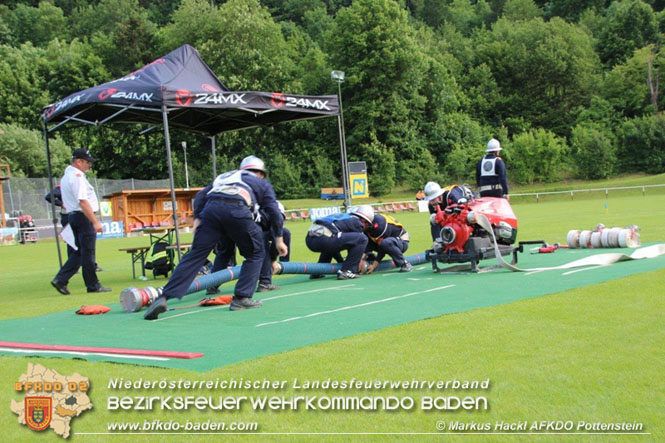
[475,214,665,273]
[567,226,640,249]
[120,253,428,313]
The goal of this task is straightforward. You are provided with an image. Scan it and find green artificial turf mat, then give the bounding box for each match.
[1,246,663,371]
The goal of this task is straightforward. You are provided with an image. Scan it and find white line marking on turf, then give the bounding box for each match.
[155,305,228,322]
[255,285,456,327]
[262,284,356,302]
[381,266,429,276]
[155,285,357,322]
[0,347,169,361]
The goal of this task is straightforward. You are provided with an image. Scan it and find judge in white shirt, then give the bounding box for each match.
[50,148,111,295]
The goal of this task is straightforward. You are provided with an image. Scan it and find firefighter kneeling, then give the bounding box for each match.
[350,205,413,274]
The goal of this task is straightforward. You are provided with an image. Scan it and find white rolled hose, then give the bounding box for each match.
[478,215,663,272]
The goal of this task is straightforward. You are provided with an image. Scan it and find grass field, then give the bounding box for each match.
[1,179,664,441]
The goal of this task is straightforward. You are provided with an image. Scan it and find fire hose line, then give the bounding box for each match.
[475,214,665,273]
[120,253,429,313]
[276,253,428,275]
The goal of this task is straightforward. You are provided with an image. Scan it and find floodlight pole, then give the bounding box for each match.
[332,70,351,211]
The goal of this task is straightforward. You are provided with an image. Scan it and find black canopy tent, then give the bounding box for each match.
[42,44,345,265]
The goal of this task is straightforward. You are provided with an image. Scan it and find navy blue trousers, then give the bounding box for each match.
[161,199,264,300]
[479,190,504,198]
[431,222,442,242]
[366,237,409,266]
[54,211,100,290]
[305,232,367,273]
[259,228,291,286]
[212,240,236,272]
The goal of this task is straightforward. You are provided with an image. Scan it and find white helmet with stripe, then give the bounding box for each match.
[349,205,375,223]
[240,155,266,174]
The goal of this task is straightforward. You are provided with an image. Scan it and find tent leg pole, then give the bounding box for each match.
[210,136,217,179]
[162,105,182,260]
[43,120,63,268]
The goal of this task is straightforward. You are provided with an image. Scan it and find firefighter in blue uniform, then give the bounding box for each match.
[423,181,475,242]
[257,201,291,291]
[476,138,509,199]
[305,211,368,280]
[352,205,413,273]
[191,183,236,295]
[144,155,287,320]
[424,181,446,242]
[194,185,291,294]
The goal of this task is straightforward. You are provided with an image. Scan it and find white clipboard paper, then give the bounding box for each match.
[59,224,78,251]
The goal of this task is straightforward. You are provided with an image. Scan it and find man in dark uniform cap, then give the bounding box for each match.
[50,148,110,294]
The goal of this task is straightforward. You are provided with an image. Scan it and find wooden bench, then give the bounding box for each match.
[166,243,193,266]
[118,246,150,279]
[166,243,192,250]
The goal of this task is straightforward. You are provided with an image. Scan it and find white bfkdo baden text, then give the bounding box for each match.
[107,377,490,391]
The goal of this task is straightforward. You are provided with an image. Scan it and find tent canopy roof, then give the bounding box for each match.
[43,44,339,135]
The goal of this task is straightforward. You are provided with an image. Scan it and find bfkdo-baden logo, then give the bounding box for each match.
[25,397,52,431]
[11,363,93,439]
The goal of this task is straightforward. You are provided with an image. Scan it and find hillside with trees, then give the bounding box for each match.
[1,0,664,196]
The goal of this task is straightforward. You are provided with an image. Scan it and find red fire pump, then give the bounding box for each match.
[425,197,534,273]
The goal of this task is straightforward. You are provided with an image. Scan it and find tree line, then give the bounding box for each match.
[1,0,665,197]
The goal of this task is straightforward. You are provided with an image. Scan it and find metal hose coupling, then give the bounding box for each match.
[120,286,163,313]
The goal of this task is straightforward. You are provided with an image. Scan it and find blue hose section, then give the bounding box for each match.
[279,252,428,275]
[181,253,428,296]
[185,265,242,295]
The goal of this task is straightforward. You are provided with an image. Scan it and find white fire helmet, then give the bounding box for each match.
[277,200,286,218]
[350,205,375,223]
[424,181,445,201]
[486,138,502,153]
[239,155,266,174]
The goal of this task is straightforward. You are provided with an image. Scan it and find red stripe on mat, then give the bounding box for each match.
[0,341,204,359]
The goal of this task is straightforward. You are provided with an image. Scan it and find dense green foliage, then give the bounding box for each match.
[1,0,665,195]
